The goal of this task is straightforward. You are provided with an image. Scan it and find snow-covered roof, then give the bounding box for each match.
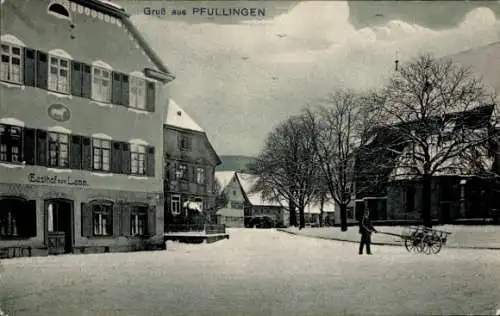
[97,0,124,10]
[305,200,336,215]
[215,171,236,193]
[216,208,244,217]
[236,173,287,207]
[165,99,204,132]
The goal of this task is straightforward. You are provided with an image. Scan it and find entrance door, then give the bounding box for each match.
[45,199,74,254]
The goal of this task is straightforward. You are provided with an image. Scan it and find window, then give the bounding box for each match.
[92,203,112,236]
[129,76,146,109]
[196,167,205,184]
[194,197,203,213]
[48,132,69,168]
[92,138,110,171]
[131,144,146,175]
[0,43,22,83]
[0,198,36,238]
[231,201,243,209]
[0,125,22,163]
[131,206,147,236]
[92,67,111,102]
[176,164,188,181]
[171,195,181,215]
[48,3,70,19]
[179,134,191,151]
[48,56,70,93]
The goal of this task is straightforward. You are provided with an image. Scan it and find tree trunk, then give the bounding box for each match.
[289,198,297,227]
[319,194,325,227]
[422,173,432,228]
[340,203,348,232]
[298,203,305,230]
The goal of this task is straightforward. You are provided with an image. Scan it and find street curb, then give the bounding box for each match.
[276,229,500,250]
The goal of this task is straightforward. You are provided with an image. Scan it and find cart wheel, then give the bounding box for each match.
[422,238,434,255]
[404,238,416,252]
[430,239,442,254]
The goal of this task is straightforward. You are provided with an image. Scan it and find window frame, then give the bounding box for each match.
[92,203,113,237]
[171,195,181,215]
[0,42,23,84]
[195,167,205,184]
[0,124,23,164]
[129,76,146,109]
[130,144,146,176]
[91,66,112,103]
[48,55,70,94]
[48,131,69,168]
[179,134,191,151]
[130,205,148,236]
[92,138,111,172]
[176,163,188,181]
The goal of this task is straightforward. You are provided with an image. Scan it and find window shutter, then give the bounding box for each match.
[147,205,156,236]
[191,166,196,183]
[81,203,93,237]
[71,61,83,97]
[111,141,122,173]
[121,142,131,174]
[70,135,82,169]
[44,201,49,245]
[81,137,92,170]
[24,48,36,87]
[111,72,122,105]
[146,146,155,177]
[113,203,121,237]
[81,64,92,99]
[36,130,47,166]
[121,74,129,107]
[23,128,36,165]
[36,51,48,89]
[146,81,156,112]
[121,204,132,236]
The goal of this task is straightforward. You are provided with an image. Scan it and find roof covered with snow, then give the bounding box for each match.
[165,99,205,132]
[215,171,236,193]
[305,200,336,215]
[236,173,287,207]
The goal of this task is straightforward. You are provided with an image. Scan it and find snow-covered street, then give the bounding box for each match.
[1,228,500,316]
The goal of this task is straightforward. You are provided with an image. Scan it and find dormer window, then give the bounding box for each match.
[48,3,70,20]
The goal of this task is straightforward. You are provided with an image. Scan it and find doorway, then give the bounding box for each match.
[45,199,74,254]
[440,202,451,224]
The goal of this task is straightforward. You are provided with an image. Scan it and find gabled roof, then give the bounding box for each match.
[214,171,236,193]
[165,99,204,132]
[73,0,174,82]
[235,172,287,207]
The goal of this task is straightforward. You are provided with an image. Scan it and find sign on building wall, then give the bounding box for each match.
[47,104,71,122]
[28,173,88,186]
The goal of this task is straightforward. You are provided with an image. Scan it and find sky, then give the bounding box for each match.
[117,1,500,157]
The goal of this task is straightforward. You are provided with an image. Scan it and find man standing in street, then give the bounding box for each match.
[359,209,377,255]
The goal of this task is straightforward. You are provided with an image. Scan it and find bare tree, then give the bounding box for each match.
[304,90,380,231]
[249,115,322,229]
[373,53,496,227]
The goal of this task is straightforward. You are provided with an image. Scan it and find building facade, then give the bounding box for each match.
[0,0,174,257]
[164,100,221,230]
[354,105,499,223]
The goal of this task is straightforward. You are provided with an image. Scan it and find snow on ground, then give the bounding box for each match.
[1,228,500,316]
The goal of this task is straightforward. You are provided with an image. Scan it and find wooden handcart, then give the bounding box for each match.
[380,225,451,254]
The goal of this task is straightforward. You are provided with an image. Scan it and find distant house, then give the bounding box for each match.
[216,208,244,228]
[354,104,499,223]
[304,199,336,226]
[164,99,221,230]
[216,172,289,227]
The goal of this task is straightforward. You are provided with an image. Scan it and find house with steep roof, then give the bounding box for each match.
[163,99,222,230]
[354,104,499,224]
[0,0,175,257]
